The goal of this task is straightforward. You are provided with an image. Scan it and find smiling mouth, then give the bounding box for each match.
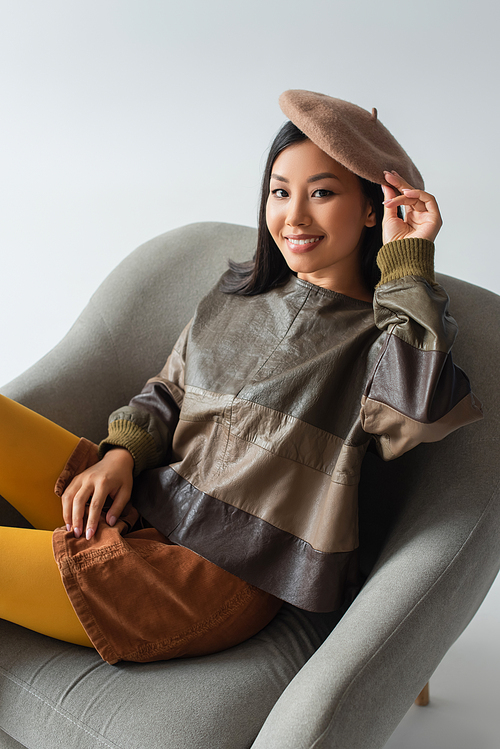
[284,235,324,253]
[285,236,323,245]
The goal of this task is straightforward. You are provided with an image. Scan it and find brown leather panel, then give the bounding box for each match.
[365,334,473,423]
[131,467,361,612]
[128,381,180,436]
[361,392,483,460]
[170,410,366,553]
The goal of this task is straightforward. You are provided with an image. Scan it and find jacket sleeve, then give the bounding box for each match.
[360,238,483,461]
[98,320,192,475]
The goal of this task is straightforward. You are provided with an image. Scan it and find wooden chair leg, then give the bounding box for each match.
[415,681,430,706]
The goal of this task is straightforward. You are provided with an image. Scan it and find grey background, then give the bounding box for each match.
[1,1,499,745]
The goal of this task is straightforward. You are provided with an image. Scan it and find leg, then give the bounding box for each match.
[415,681,430,706]
[0,525,93,647]
[0,395,80,530]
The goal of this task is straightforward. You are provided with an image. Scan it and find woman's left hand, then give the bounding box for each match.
[382,170,442,245]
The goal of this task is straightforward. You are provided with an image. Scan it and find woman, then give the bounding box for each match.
[0,90,482,663]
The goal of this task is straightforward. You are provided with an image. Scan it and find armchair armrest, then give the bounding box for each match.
[253,433,500,749]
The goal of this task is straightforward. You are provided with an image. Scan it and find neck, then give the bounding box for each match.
[297,272,373,302]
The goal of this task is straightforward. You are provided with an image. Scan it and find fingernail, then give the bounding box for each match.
[74,527,81,538]
[108,516,117,527]
[66,524,71,532]
[86,528,94,541]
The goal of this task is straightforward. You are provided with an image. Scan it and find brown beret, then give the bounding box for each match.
[279,89,424,189]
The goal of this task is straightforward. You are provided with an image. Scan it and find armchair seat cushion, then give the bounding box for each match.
[0,606,340,749]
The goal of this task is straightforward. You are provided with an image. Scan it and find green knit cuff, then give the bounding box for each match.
[376,238,435,286]
[98,419,159,477]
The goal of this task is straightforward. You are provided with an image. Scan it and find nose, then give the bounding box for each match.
[285,196,311,228]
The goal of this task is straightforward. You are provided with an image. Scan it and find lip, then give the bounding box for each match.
[285,234,323,240]
[284,234,324,254]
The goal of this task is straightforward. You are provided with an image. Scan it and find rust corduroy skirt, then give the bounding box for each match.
[53,523,282,665]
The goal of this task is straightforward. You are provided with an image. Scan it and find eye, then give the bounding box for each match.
[271,188,289,198]
[312,189,334,198]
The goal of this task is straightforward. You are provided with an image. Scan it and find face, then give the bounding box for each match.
[266,139,376,297]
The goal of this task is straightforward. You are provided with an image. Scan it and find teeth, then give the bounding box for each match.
[287,237,322,245]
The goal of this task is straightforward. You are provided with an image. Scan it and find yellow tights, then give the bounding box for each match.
[0,395,93,647]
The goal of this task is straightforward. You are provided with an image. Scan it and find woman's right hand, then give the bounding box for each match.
[61,448,134,540]
[382,171,442,244]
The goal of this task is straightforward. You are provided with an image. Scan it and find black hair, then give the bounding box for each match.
[220,120,384,296]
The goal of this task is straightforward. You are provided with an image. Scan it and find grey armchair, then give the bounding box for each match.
[1,222,498,749]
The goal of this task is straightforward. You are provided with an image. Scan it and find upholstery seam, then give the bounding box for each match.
[0,667,121,748]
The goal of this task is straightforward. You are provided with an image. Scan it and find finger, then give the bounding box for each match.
[383,192,427,213]
[381,183,400,210]
[384,170,413,192]
[106,484,133,528]
[61,490,74,531]
[71,485,94,538]
[381,184,402,222]
[61,478,83,531]
[402,190,442,227]
[381,183,398,201]
[113,519,128,535]
[85,487,109,540]
[384,186,438,210]
[385,171,439,209]
[401,188,439,207]
[61,476,90,531]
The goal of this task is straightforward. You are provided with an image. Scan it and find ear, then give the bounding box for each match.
[364,200,377,228]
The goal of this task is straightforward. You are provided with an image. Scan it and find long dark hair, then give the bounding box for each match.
[220,121,384,296]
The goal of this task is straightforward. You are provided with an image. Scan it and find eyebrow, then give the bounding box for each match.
[270,172,341,183]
